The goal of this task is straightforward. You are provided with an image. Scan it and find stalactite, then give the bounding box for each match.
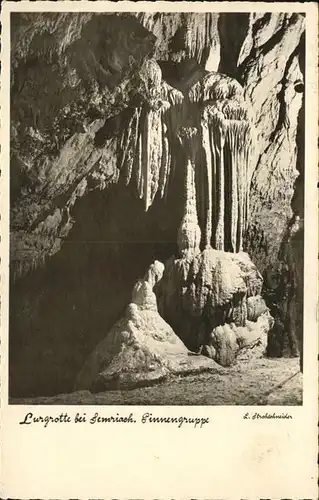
[139,102,164,211]
[150,107,163,206]
[226,121,238,252]
[136,130,144,199]
[189,72,245,106]
[198,141,207,249]
[123,107,141,186]
[167,14,215,66]
[12,251,48,284]
[201,108,213,248]
[117,113,132,172]
[117,65,255,237]
[161,83,184,200]
[223,108,253,252]
[162,82,184,110]
[159,123,170,199]
[141,108,151,210]
[193,73,256,254]
[139,59,165,210]
[189,73,222,103]
[211,110,226,251]
[116,61,184,211]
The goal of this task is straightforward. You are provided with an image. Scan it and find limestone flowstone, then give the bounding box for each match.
[193,73,256,253]
[204,313,273,366]
[154,81,267,360]
[156,248,268,354]
[75,260,224,392]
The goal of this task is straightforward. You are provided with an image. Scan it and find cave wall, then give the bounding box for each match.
[10,12,305,396]
[218,13,305,361]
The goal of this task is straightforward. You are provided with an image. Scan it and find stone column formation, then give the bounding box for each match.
[176,127,201,259]
[118,60,257,253]
[118,61,266,363]
[191,73,256,254]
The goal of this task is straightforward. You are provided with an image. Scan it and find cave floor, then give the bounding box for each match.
[10,356,302,406]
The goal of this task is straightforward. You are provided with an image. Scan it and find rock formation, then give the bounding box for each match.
[156,247,268,357]
[75,261,224,391]
[266,215,303,368]
[9,12,305,397]
[176,127,202,259]
[76,255,273,391]
[191,73,256,253]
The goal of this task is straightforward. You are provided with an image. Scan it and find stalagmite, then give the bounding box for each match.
[176,127,201,259]
[144,260,165,288]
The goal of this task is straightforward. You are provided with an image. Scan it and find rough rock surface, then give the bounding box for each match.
[266,218,304,366]
[218,13,305,357]
[11,13,304,281]
[156,248,265,352]
[75,262,223,392]
[204,313,272,366]
[247,295,268,321]
[10,13,220,280]
[10,13,304,397]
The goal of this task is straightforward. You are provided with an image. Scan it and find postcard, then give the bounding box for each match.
[1,1,318,498]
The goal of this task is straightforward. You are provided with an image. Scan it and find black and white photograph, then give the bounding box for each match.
[9,9,306,406]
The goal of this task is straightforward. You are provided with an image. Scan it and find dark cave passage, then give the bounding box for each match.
[9,173,184,398]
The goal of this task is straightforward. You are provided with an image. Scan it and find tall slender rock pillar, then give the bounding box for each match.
[176,127,201,259]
